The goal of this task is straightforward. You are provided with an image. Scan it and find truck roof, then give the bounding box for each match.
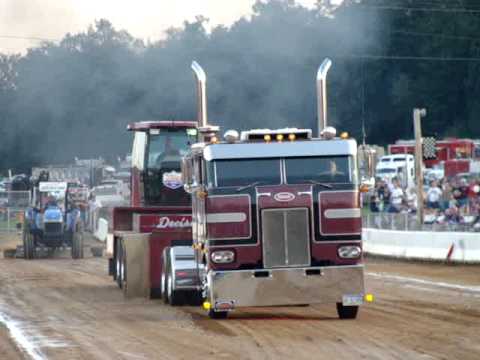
[203,138,357,161]
[127,121,197,131]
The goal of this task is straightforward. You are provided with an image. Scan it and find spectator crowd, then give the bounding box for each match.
[369,175,480,228]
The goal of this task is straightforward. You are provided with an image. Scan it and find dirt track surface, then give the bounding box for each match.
[0,233,479,360]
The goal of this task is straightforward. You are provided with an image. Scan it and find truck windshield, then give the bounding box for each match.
[214,158,281,187]
[285,156,355,184]
[211,156,356,188]
[144,128,196,206]
[147,129,196,168]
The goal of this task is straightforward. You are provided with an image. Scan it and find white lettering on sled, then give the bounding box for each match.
[156,216,192,229]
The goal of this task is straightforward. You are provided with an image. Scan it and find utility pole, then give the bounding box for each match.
[413,108,427,225]
[361,59,366,146]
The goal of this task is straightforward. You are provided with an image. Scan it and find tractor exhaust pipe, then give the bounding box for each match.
[316,58,332,136]
[191,61,208,128]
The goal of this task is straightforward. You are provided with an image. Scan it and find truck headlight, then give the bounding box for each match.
[211,250,235,264]
[338,246,362,259]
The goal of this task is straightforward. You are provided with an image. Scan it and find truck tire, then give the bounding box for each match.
[167,269,182,306]
[22,228,28,257]
[116,240,124,289]
[185,290,203,306]
[71,231,84,259]
[23,230,35,260]
[336,303,359,319]
[161,249,170,304]
[112,239,118,280]
[208,309,228,319]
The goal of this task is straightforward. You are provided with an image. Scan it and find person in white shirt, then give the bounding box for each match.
[406,187,418,213]
[388,179,404,213]
[426,180,442,209]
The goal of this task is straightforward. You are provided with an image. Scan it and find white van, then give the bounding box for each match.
[375,154,415,188]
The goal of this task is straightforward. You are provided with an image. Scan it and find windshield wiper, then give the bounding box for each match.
[306,180,333,189]
[236,181,263,192]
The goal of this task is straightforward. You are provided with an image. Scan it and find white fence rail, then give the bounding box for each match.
[363,228,480,263]
[94,218,109,242]
[363,213,479,233]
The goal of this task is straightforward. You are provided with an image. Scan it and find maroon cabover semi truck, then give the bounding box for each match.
[108,60,371,319]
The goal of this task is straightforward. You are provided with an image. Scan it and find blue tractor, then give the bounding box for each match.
[23,180,84,259]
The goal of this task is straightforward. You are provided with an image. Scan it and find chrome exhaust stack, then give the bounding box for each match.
[316,58,332,137]
[191,61,219,140]
[191,61,208,128]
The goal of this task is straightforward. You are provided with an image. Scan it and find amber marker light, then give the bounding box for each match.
[340,132,349,139]
[203,301,212,310]
[276,134,284,142]
[365,294,374,303]
[197,190,208,199]
[264,134,272,142]
[288,133,296,141]
[359,184,370,193]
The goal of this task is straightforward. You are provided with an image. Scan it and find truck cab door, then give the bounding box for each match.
[193,156,207,268]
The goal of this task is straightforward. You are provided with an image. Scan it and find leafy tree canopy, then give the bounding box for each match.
[1,0,479,173]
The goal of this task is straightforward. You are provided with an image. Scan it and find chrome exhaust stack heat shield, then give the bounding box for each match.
[316,58,332,137]
[191,61,219,140]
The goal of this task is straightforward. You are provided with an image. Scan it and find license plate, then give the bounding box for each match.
[215,300,235,311]
[342,294,364,306]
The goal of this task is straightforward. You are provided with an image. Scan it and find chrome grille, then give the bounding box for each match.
[261,208,310,268]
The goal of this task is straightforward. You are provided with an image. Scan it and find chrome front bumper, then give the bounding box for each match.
[206,265,365,309]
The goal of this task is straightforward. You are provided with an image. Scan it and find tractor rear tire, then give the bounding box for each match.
[23,231,35,260]
[336,303,359,319]
[71,231,84,259]
[161,248,170,304]
[167,269,182,306]
[116,240,124,289]
[112,239,118,281]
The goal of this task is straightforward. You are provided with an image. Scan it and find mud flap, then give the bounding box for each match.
[121,233,151,299]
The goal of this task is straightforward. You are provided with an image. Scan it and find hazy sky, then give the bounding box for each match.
[0,0,328,54]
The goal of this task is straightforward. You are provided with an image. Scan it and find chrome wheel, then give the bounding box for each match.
[116,254,121,280]
[120,255,125,282]
[167,273,173,302]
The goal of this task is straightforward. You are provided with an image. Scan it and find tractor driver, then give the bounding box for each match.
[155,136,180,167]
[45,194,59,209]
